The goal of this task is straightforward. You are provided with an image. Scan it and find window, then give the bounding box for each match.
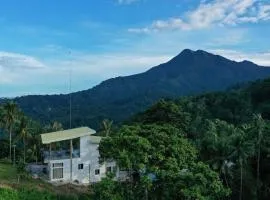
[53,163,63,167]
[52,162,63,179]
[106,166,112,173]
[95,169,100,175]
[78,164,83,170]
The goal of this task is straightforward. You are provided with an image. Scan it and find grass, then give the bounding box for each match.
[0,161,17,182]
[0,160,90,200]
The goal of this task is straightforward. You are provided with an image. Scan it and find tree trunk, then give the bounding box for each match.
[9,127,12,162]
[257,129,262,198]
[145,188,148,200]
[224,172,229,188]
[35,150,38,164]
[240,160,243,200]
[23,136,26,164]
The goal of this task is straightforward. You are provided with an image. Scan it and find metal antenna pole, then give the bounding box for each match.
[69,69,72,129]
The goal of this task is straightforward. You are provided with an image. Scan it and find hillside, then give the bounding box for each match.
[6,49,270,129]
[119,77,270,200]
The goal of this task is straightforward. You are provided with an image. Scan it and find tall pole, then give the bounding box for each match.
[49,143,52,180]
[69,69,72,129]
[70,139,73,182]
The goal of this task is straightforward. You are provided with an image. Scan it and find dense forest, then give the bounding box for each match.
[96,78,270,200]
[1,77,270,199]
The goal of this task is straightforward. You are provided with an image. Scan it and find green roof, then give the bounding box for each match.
[41,127,96,144]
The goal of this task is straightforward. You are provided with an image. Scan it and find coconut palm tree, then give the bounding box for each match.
[2,101,18,161]
[102,119,113,137]
[250,114,265,198]
[17,115,32,163]
[229,128,254,200]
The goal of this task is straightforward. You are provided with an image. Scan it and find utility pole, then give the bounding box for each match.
[69,69,72,129]
[70,139,73,182]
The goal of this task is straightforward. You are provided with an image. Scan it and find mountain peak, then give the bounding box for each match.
[178,49,196,57]
[170,49,214,63]
[178,49,214,58]
[181,49,194,54]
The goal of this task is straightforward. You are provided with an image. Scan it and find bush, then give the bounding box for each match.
[0,188,88,200]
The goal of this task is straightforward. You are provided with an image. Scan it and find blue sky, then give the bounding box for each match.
[0,0,270,97]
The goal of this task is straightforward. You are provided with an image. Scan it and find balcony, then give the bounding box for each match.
[43,149,80,162]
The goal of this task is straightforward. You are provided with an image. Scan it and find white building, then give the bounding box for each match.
[41,127,119,184]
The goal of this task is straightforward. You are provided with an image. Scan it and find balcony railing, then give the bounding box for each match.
[43,149,80,162]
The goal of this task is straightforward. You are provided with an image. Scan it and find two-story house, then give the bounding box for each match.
[41,127,119,184]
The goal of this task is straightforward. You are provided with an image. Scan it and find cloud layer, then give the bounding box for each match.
[129,0,270,33]
[0,52,45,71]
[0,49,172,96]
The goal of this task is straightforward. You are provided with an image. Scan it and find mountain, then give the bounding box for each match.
[7,49,270,128]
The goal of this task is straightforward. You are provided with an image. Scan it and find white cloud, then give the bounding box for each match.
[0,52,48,86]
[0,49,172,96]
[129,0,270,33]
[209,49,270,66]
[0,52,45,71]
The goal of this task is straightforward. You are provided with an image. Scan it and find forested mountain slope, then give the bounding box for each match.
[4,49,270,128]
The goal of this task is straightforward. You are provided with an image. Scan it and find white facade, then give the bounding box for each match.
[46,135,118,184]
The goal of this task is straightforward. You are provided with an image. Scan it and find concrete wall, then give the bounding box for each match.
[48,135,118,184]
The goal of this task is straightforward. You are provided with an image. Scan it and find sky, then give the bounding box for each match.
[0,0,270,97]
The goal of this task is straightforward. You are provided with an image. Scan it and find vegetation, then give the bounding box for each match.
[0,103,87,199]
[0,187,90,200]
[94,78,270,199]
[0,160,89,200]
[1,77,270,199]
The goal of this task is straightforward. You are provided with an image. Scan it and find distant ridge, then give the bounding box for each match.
[7,49,270,128]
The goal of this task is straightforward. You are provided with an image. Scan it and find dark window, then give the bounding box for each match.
[53,163,63,167]
[106,166,112,173]
[78,164,83,170]
[95,169,100,175]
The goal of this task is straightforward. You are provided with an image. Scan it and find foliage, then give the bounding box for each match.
[91,176,123,200]
[0,188,86,200]
[2,73,270,199]
[99,124,229,199]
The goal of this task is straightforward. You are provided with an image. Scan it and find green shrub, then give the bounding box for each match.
[0,188,88,200]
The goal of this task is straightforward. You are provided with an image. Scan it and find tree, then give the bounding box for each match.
[101,119,113,137]
[99,124,230,199]
[251,114,265,197]
[92,175,123,200]
[17,115,32,163]
[2,101,18,161]
[229,128,254,200]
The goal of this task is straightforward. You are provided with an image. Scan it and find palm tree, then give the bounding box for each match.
[17,115,31,163]
[52,121,63,131]
[30,131,42,164]
[102,119,113,137]
[2,101,18,161]
[252,114,265,197]
[229,128,254,200]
